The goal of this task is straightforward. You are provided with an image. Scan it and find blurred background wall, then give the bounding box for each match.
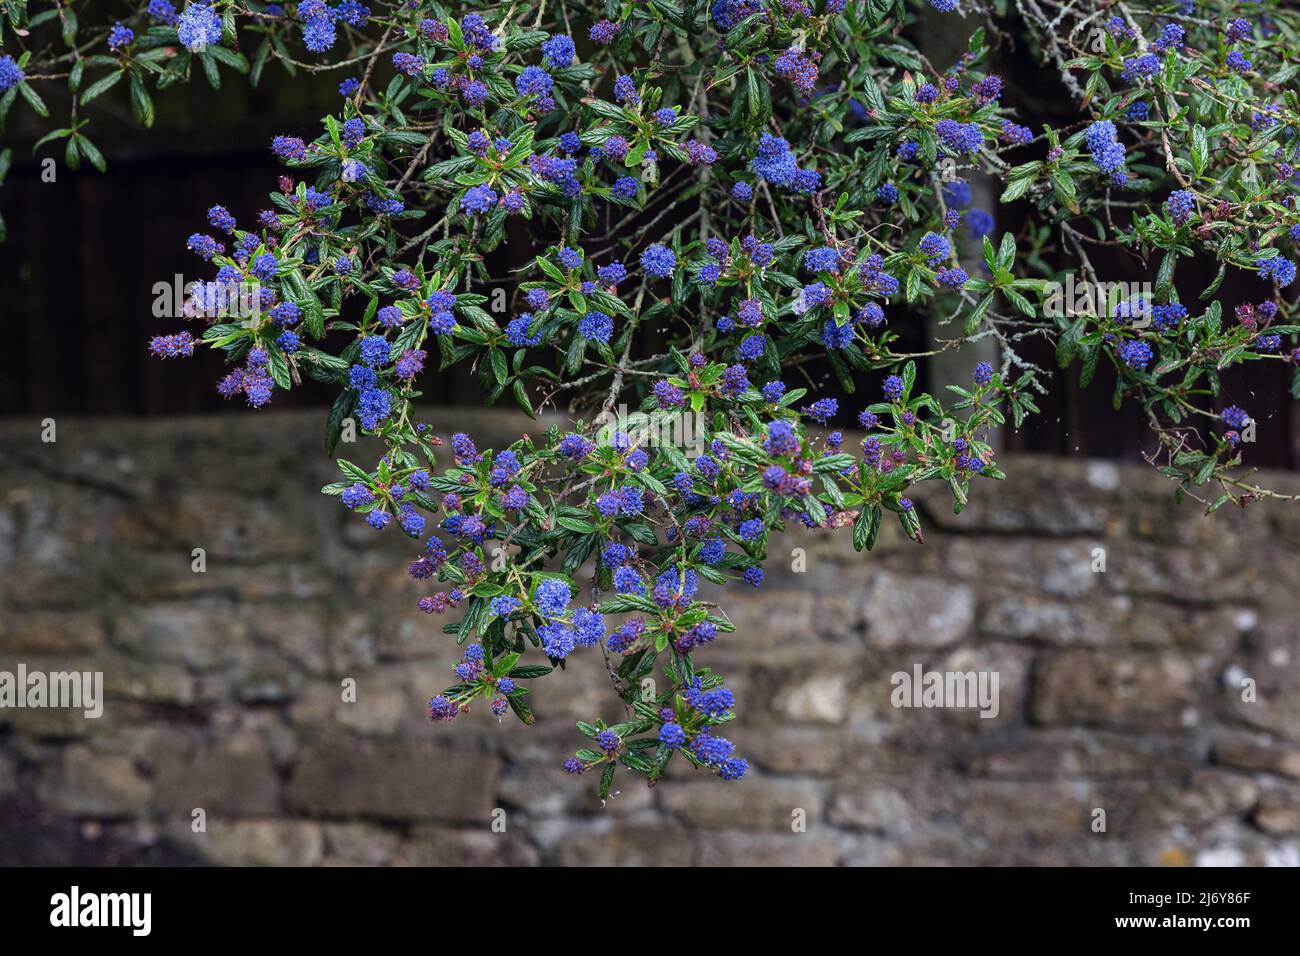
[2,408,1299,866]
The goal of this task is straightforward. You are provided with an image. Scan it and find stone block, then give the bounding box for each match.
[1032,650,1198,730]
[285,739,499,823]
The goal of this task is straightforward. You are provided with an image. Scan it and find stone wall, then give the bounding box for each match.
[2,409,1299,866]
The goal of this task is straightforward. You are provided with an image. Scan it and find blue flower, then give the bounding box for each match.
[429,311,457,335]
[804,397,838,422]
[1084,120,1126,173]
[341,159,367,183]
[491,451,521,487]
[541,34,576,69]
[966,208,994,238]
[460,184,498,215]
[719,756,748,779]
[538,621,579,658]
[251,252,278,281]
[792,168,821,193]
[640,244,677,278]
[578,311,614,342]
[1223,406,1250,430]
[613,565,644,594]
[722,363,750,396]
[936,266,969,289]
[1000,120,1034,144]
[341,118,366,148]
[1259,256,1297,286]
[590,19,620,43]
[392,52,424,77]
[0,55,25,93]
[804,246,840,273]
[613,75,638,104]
[943,179,972,208]
[1121,54,1160,84]
[557,246,583,271]
[596,261,627,286]
[506,314,543,347]
[1119,339,1153,370]
[801,282,831,308]
[687,685,735,718]
[659,722,686,748]
[147,0,179,24]
[750,133,798,186]
[919,231,950,265]
[359,335,391,367]
[738,334,766,361]
[302,15,336,52]
[1151,303,1187,332]
[935,119,983,154]
[822,320,853,349]
[535,578,571,619]
[108,22,135,51]
[573,608,605,646]
[177,3,223,53]
[1165,190,1195,225]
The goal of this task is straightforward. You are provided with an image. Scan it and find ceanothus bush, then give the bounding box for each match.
[8,0,1300,796]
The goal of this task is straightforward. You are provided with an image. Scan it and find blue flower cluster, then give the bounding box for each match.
[127,0,1300,797]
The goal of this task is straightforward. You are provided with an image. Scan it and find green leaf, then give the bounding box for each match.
[79,70,123,106]
[18,82,49,118]
[205,45,250,74]
[853,505,882,552]
[129,73,154,127]
[1191,124,1207,177]
[512,380,535,418]
[74,134,105,172]
[324,389,354,455]
[1000,175,1033,203]
[507,665,553,679]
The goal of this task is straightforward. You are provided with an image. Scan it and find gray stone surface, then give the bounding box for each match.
[1,409,1299,866]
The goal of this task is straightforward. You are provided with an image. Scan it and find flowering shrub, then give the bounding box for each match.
[9,0,1300,794]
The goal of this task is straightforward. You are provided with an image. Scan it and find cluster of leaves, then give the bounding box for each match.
[1013,0,1300,507]
[8,0,1298,793]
